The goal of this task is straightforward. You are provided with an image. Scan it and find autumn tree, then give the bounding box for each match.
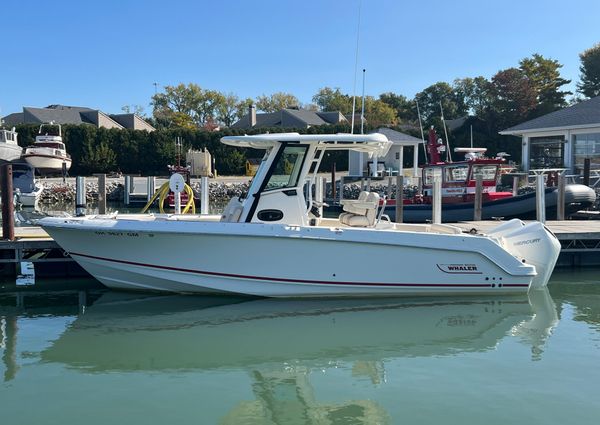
[578,42,600,98]
[415,82,462,124]
[255,92,300,112]
[519,53,571,116]
[489,68,537,129]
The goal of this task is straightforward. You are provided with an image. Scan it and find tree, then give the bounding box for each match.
[216,93,240,127]
[80,141,117,173]
[363,97,397,126]
[235,98,255,121]
[578,42,600,98]
[489,68,537,129]
[452,77,493,117]
[519,53,571,116]
[151,83,228,128]
[414,82,461,124]
[379,92,416,123]
[255,92,300,112]
[312,87,353,113]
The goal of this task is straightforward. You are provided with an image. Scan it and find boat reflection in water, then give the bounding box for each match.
[35,289,558,423]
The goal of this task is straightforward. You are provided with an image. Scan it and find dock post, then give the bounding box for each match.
[1,164,15,241]
[339,176,345,205]
[146,177,155,202]
[512,176,519,196]
[536,174,546,223]
[583,158,591,187]
[395,175,404,223]
[200,176,209,215]
[432,175,442,224]
[557,173,566,221]
[75,176,86,216]
[366,178,371,192]
[124,175,131,206]
[386,176,393,200]
[474,174,483,221]
[97,174,106,215]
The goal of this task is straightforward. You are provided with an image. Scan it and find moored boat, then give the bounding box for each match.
[0,126,23,162]
[40,133,561,297]
[22,123,72,174]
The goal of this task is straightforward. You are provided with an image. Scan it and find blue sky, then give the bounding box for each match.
[2,0,599,117]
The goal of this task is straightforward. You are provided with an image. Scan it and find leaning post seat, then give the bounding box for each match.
[221,197,244,222]
[339,191,369,222]
[339,192,380,227]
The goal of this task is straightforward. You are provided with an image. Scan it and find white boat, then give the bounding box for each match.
[22,123,72,174]
[12,162,44,207]
[0,127,23,162]
[39,133,561,297]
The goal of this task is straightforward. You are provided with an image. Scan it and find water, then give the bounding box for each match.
[1,270,599,425]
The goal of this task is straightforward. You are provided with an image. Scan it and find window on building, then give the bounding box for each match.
[529,136,564,169]
[573,133,600,170]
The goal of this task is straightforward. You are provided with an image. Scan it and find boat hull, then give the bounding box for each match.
[40,217,538,297]
[0,144,23,162]
[22,154,72,173]
[383,185,595,223]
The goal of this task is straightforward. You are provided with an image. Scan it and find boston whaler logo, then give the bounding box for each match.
[436,263,482,274]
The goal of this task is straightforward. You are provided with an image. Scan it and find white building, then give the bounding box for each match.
[500,96,600,173]
[348,127,422,177]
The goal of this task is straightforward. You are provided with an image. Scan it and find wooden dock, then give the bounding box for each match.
[1,221,600,280]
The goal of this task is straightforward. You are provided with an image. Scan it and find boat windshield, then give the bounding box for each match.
[264,145,308,191]
[34,142,64,149]
[471,164,498,181]
[444,165,468,182]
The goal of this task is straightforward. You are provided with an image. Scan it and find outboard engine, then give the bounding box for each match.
[490,219,561,289]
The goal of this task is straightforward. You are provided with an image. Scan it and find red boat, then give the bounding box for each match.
[382,127,596,222]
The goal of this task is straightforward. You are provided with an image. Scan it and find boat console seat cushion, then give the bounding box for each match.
[221,197,244,222]
[339,191,370,222]
[340,192,380,227]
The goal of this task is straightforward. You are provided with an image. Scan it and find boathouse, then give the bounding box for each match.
[500,95,600,173]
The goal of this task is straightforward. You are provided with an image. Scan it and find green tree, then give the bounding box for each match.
[379,92,416,123]
[363,97,397,127]
[312,87,353,113]
[80,141,117,173]
[519,53,571,115]
[415,82,461,124]
[235,98,255,121]
[255,92,299,112]
[452,77,493,117]
[217,93,240,127]
[577,42,600,98]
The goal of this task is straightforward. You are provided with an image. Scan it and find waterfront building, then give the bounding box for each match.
[500,95,600,173]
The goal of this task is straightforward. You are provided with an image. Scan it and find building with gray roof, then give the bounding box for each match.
[2,105,155,131]
[231,106,348,129]
[500,96,600,172]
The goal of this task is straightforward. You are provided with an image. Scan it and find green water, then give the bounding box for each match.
[1,270,599,425]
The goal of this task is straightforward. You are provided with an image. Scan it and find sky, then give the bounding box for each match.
[1,0,599,117]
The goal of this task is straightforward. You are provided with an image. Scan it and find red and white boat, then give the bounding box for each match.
[22,123,72,174]
[383,127,596,222]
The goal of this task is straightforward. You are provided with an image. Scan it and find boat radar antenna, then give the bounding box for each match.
[416,100,427,162]
[439,101,452,162]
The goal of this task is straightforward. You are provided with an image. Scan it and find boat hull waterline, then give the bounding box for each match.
[40,216,559,297]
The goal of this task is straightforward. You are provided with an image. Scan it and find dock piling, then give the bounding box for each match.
[200,176,209,215]
[75,176,86,216]
[146,177,155,202]
[557,173,566,221]
[583,158,591,187]
[536,174,546,223]
[97,174,106,215]
[331,163,336,204]
[124,175,131,206]
[474,174,483,221]
[512,176,519,197]
[316,177,325,217]
[432,175,442,224]
[1,164,15,241]
[395,175,404,223]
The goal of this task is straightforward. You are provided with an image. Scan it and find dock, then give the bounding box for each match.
[1,220,599,282]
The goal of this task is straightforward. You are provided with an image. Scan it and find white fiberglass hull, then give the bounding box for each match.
[23,154,71,173]
[0,143,23,162]
[39,216,558,297]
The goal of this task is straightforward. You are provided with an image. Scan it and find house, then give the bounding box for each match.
[348,127,423,177]
[231,105,348,129]
[500,96,600,172]
[2,104,155,132]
